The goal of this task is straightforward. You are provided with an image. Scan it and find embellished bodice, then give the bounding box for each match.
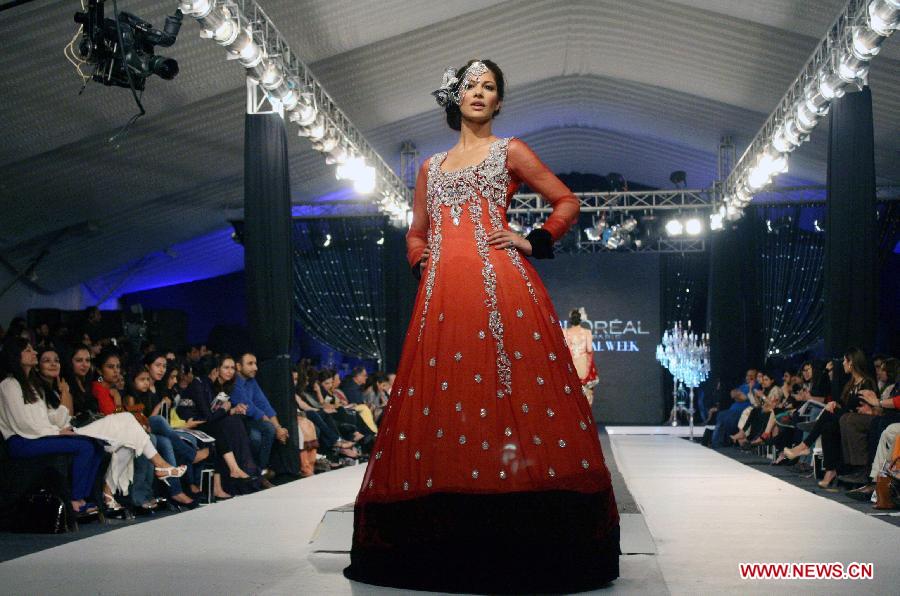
[425,137,512,227]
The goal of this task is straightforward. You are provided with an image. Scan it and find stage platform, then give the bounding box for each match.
[1,428,898,594]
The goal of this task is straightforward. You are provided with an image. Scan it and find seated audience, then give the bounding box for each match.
[231,352,289,480]
[712,368,759,447]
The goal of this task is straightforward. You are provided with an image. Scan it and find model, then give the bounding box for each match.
[565,307,599,405]
[344,59,619,593]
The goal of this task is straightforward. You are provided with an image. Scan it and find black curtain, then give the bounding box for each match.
[707,216,764,391]
[291,217,388,366]
[244,113,298,478]
[824,87,878,361]
[661,252,709,330]
[754,205,825,359]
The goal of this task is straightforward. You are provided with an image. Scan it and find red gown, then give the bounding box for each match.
[346,138,619,593]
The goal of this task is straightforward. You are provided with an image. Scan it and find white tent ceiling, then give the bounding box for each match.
[0,0,897,293]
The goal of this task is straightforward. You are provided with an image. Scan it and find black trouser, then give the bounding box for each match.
[742,407,771,440]
[804,408,844,470]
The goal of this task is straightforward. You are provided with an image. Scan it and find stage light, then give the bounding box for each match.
[325,141,349,165]
[709,212,724,231]
[353,165,377,194]
[818,68,848,100]
[725,203,743,222]
[298,114,326,139]
[584,227,601,242]
[323,233,332,247]
[814,219,824,232]
[868,0,900,35]
[621,216,638,233]
[685,217,702,236]
[289,94,317,126]
[665,218,684,236]
[852,26,886,57]
[376,234,385,245]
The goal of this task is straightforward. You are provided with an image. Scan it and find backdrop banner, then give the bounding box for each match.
[532,252,662,424]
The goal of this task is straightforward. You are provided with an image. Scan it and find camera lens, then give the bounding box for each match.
[150,56,179,80]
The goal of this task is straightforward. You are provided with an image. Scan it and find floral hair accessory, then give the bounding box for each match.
[431,60,488,107]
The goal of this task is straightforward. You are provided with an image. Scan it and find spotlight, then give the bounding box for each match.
[685,217,702,236]
[376,234,385,245]
[868,0,900,35]
[620,216,638,233]
[725,203,743,222]
[669,170,687,188]
[323,233,332,248]
[709,212,724,231]
[813,219,824,232]
[584,227,601,242]
[74,1,183,91]
[665,218,684,236]
[353,166,377,194]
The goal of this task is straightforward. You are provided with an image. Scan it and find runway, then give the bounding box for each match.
[1,429,898,594]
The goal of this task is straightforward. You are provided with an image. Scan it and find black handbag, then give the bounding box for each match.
[14,490,71,534]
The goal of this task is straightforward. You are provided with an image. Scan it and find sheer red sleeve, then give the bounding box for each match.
[507,138,579,241]
[406,159,430,270]
[92,383,116,415]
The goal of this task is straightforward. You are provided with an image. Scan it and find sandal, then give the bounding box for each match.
[155,465,187,479]
[103,492,124,512]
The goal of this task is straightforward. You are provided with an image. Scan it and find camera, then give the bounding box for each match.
[74,0,182,91]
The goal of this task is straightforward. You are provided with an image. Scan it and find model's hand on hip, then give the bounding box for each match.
[487,229,532,255]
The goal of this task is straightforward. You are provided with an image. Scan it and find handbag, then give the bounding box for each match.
[14,490,71,534]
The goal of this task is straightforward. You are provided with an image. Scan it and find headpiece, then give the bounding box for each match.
[431,60,488,107]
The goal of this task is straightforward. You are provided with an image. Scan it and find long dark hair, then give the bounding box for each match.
[36,347,62,409]
[2,337,42,404]
[840,347,876,405]
[212,354,236,395]
[445,59,505,131]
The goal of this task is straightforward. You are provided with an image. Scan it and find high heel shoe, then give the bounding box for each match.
[103,492,124,512]
[155,465,188,486]
[783,444,810,460]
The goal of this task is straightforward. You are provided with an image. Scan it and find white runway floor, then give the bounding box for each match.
[0,430,897,595]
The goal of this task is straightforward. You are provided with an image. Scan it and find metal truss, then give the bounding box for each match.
[507,189,716,216]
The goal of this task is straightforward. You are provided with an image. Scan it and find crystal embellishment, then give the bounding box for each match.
[516,309,524,318]
[548,467,556,478]
[455,402,462,412]
[426,478,433,488]
[504,427,512,437]
[533,332,541,340]
[454,352,463,361]
[580,420,588,430]
[477,330,486,340]
[429,357,436,367]
[407,387,415,396]
[499,470,507,480]
[533,435,542,445]
[423,407,430,416]
[582,459,590,469]
[480,408,487,418]
[547,408,555,418]
[558,439,567,448]
[472,469,479,479]
[399,432,406,441]
[564,385,572,394]
[474,373,482,383]
[536,376,545,385]
[549,352,557,361]
[482,440,489,450]
[438,312,444,322]
[459,435,467,445]
[415,451,421,460]
[514,351,523,360]
[375,450,382,459]
[441,381,449,390]
[521,403,529,413]
[436,428,444,438]
[403,481,409,491]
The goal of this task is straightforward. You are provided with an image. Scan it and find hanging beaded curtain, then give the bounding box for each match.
[291,217,387,364]
[661,252,709,330]
[753,205,825,359]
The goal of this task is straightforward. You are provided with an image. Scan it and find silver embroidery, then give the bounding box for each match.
[426,478,433,487]
[580,420,588,430]
[522,403,529,413]
[482,440,489,450]
[408,387,415,396]
[436,428,444,438]
[504,427,513,437]
[423,407,430,416]
[558,439,567,448]
[564,385,572,394]
[474,373,482,383]
[477,330,486,340]
[514,351,523,360]
[536,376,545,385]
[533,332,541,340]
[547,407,555,418]
[454,352,462,362]
[516,309,524,318]
[582,459,590,469]
[441,381,449,390]
[403,481,409,491]
[499,470,507,480]
[438,312,444,322]
[415,451,421,460]
[429,357,436,367]
[455,401,462,412]
[472,469,479,479]
[459,435,467,445]
[399,432,406,441]
[480,408,487,418]
[496,390,504,399]
[548,467,556,478]
[549,352,557,361]
[533,435,542,445]
[375,451,382,459]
